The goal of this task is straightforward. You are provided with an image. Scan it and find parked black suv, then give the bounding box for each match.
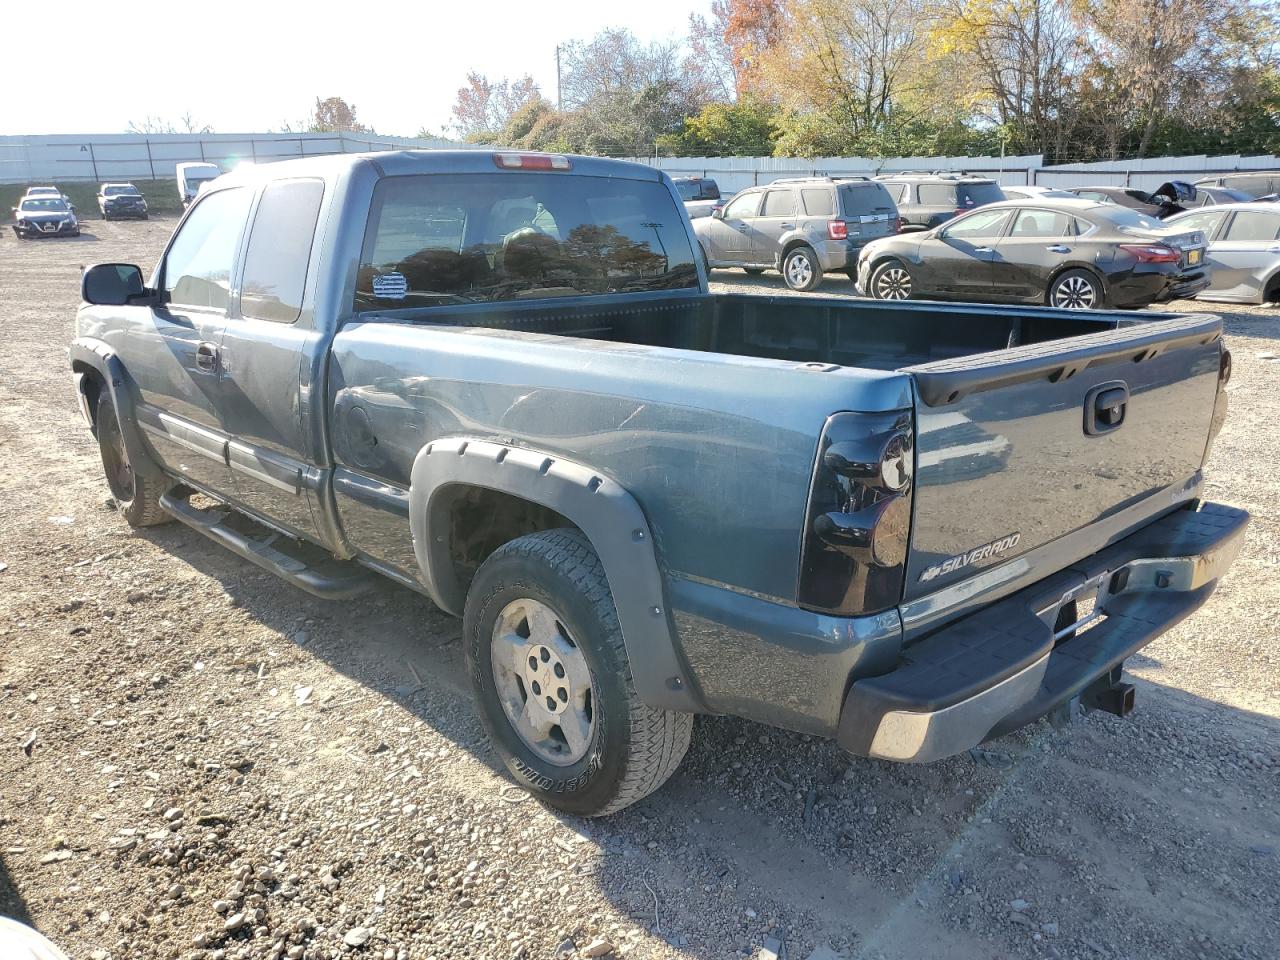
[873,172,1006,231]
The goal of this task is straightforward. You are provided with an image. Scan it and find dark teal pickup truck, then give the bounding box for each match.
[71,151,1247,815]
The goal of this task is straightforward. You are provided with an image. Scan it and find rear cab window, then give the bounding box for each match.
[355,173,698,310]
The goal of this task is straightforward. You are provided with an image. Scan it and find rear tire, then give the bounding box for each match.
[464,529,693,816]
[95,383,171,528]
[782,245,823,292]
[1048,269,1104,310]
[868,258,915,300]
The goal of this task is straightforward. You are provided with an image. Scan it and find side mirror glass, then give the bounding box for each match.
[82,263,148,306]
[712,207,725,219]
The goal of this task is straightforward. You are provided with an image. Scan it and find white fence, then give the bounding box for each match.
[0,132,469,185]
[633,153,1280,194]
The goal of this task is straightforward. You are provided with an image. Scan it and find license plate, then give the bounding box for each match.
[1188,249,1202,265]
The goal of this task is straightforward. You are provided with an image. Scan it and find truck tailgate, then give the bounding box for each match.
[901,315,1223,602]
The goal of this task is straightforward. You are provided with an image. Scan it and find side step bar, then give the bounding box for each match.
[159,492,376,600]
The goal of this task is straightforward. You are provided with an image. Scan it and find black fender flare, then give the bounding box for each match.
[408,437,703,713]
[68,337,165,484]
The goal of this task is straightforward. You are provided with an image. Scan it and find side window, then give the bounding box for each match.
[941,209,1012,240]
[1009,209,1071,238]
[163,187,253,311]
[1076,190,1111,204]
[761,189,798,217]
[722,191,763,220]
[917,183,955,205]
[240,179,326,323]
[1223,211,1280,242]
[1172,211,1226,238]
[801,188,836,216]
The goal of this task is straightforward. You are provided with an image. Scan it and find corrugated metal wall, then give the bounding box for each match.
[0,132,470,184]
[629,154,1280,195]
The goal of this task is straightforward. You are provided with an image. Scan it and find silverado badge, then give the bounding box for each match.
[918,532,1022,583]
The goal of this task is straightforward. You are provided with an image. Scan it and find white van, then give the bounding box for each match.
[175,162,222,207]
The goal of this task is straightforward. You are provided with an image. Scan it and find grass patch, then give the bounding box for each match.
[2,179,186,222]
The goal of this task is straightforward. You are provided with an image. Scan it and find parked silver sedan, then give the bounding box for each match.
[1166,203,1280,304]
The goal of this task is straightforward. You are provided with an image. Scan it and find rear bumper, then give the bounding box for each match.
[837,501,1249,762]
[813,237,885,272]
[1109,267,1209,307]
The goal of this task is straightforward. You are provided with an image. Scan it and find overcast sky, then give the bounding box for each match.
[6,0,711,137]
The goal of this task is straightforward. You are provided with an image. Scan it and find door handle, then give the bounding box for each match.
[780,223,795,229]
[974,246,993,254]
[1046,244,1071,253]
[195,341,220,372]
[1268,246,1280,253]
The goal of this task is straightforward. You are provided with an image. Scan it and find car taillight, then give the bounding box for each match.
[493,153,572,171]
[828,220,848,240]
[1119,243,1181,263]
[797,412,914,616]
[895,217,906,233]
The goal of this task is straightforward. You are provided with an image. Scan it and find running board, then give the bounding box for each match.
[158,492,376,600]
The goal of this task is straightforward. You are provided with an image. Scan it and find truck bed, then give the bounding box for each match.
[360,292,1137,371]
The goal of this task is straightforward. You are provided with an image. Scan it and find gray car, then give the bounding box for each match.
[1166,202,1280,303]
[693,177,898,291]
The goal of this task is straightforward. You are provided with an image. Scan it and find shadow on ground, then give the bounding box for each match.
[134,520,1280,960]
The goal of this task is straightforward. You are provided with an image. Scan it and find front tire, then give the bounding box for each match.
[782,245,823,291]
[1048,269,1103,310]
[95,383,171,527]
[464,529,692,816]
[869,258,915,300]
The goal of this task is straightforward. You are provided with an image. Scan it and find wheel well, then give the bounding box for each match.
[438,485,580,593]
[1263,271,1280,302]
[72,361,105,429]
[781,238,814,258]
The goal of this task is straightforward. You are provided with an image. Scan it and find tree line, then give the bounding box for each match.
[450,0,1280,162]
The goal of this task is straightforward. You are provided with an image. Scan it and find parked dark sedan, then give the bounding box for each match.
[97,182,149,220]
[11,196,80,238]
[1065,181,1199,219]
[855,198,1209,309]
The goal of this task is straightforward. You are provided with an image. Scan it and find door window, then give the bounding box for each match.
[1223,210,1280,242]
[1171,211,1226,238]
[761,189,797,217]
[941,209,1012,240]
[721,191,763,220]
[801,188,836,216]
[1009,209,1072,238]
[240,179,326,323]
[917,184,956,205]
[163,187,253,310]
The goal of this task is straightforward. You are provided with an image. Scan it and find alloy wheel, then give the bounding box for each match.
[786,253,813,288]
[1052,274,1097,309]
[490,598,596,766]
[875,266,913,300]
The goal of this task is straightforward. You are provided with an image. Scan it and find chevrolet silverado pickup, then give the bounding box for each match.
[72,150,1248,816]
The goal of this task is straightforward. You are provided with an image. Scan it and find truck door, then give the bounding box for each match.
[217,178,329,540]
[127,185,253,496]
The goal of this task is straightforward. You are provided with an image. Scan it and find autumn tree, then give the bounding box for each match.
[450,73,542,139]
[310,97,367,133]
[720,0,786,95]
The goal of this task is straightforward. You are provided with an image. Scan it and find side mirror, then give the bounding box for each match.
[712,207,725,219]
[82,263,150,306]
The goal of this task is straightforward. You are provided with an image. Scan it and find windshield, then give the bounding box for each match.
[356,172,699,310]
[104,185,140,196]
[20,198,68,212]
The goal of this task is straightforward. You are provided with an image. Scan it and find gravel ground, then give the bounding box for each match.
[0,219,1277,960]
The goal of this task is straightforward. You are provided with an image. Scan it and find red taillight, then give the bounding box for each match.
[895,217,906,233]
[827,219,848,240]
[493,153,572,171]
[1119,243,1181,263]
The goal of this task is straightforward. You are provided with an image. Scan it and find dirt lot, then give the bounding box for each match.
[0,218,1276,960]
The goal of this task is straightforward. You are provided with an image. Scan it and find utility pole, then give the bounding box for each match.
[555,44,562,111]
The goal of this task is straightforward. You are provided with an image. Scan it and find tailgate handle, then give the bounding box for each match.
[1085,381,1129,436]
